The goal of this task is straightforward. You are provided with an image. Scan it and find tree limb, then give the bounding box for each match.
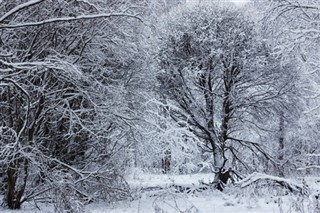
[0,0,46,23]
[0,13,143,29]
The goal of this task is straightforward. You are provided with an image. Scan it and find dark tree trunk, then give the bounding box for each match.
[278,112,285,177]
[6,166,21,209]
[162,149,171,174]
[214,168,234,191]
[6,159,28,209]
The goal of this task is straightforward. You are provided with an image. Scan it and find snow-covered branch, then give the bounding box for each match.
[297,165,320,170]
[0,0,46,23]
[0,59,49,69]
[236,172,306,194]
[306,153,320,157]
[0,78,31,146]
[0,13,143,29]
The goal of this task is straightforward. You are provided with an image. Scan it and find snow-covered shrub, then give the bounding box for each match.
[54,178,84,213]
[152,190,199,213]
[136,100,203,175]
[288,190,320,213]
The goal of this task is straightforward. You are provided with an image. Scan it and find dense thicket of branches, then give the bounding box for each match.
[257,0,320,176]
[0,0,146,209]
[0,0,319,210]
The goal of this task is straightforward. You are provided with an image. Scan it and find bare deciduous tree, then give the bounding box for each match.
[157,5,296,189]
[0,0,145,209]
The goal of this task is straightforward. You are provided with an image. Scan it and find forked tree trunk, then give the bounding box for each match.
[212,143,228,191]
[211,65,236,191]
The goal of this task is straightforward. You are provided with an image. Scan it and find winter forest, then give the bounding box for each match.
[0,0,320,212]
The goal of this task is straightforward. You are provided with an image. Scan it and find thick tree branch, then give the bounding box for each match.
[0,0,46,23]
[0,13,143,29]
[236,172,306,194]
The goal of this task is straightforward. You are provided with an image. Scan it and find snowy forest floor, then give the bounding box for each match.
[1,170,320,213]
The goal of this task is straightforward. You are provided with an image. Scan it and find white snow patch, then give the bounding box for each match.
[1,176,320,213]
[127,169,215,189]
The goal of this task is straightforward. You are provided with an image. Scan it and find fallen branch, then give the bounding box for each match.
[236,172,307,195]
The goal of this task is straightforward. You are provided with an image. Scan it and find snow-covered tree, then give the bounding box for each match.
[157,5,297,189]
[258,0,320,176]
[0,0,145,209]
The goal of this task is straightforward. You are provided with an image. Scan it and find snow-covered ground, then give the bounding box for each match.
[85,191,290,213]
[126,169,215,188]
[1,171,320,213]
[0,193,288,213]
[0,192,304,213]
